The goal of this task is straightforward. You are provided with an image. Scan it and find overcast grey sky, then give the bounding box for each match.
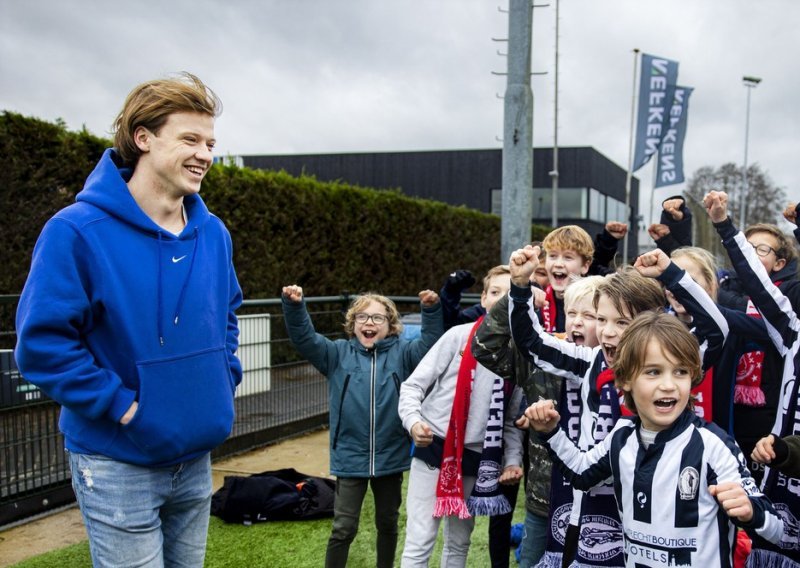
[2,0,797,227]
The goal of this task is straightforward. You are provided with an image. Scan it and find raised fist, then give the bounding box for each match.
[663,198,685,221]
[444,269,476,292]
[647,223,670,241]
[783,202,798,226]
[282,285,304,303]
[605,221,628,240]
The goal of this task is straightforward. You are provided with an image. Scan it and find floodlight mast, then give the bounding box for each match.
[739,75,761,228]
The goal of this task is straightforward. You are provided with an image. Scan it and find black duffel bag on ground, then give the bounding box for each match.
[211,467,335,524]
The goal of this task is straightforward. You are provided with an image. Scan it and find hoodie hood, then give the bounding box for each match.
[76,148,213,345]
[15,149,242,468]
[76,148,211,238]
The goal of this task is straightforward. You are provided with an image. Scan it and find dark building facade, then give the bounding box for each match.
[242,146,639,255]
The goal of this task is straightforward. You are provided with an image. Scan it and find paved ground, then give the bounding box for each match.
[0,428,331,567]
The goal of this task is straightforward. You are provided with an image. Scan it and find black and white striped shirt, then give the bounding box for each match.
[716,217,800,565]
[543,410,785,568]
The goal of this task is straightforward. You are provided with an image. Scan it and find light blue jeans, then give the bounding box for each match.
[518,510,548,568]
[69,451,212,568]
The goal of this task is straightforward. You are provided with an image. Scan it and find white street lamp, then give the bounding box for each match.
[740,75,761,228]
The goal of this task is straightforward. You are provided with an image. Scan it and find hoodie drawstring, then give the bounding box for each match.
[157,231,165,346]
[157,227,200,346]
[173,228,199,327]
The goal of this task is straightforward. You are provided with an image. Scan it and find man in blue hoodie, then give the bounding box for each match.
[15,73,242,567]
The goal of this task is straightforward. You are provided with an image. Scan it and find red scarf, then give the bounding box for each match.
[541,285,557,333]
[733,298,768,407]
[692,369,713,421]
[596,368,634,416]
[433,318,483,519]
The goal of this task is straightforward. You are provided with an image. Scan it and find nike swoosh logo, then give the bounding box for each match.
[172,255,187,263]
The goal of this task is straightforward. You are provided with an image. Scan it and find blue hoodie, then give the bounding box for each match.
[15,149,242,467]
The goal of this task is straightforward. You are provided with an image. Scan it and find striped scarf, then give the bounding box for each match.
[433,317,511,519]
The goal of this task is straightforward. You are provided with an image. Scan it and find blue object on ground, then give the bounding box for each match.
[510,522,524,546]
[400,313,422,341]
[511,522,524,564]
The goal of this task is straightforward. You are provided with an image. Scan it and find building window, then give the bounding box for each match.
[607,195,629,223]
[588,188,606,223]
[494,187,622,222]
[491,189,502,216]
[532,188,587,220]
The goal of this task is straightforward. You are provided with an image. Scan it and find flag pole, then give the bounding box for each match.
[649,157,657,225]
[623,48,640,266]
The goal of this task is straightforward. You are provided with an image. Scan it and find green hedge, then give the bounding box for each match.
[1,111,551,298]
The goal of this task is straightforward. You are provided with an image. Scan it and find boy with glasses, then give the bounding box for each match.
[718,223,797,312]
[704,190,800,566]
[716,221,797,485]
[282,286,443,568]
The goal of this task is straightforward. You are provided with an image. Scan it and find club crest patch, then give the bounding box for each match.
[678,466,699,501]
[550,503,572,545]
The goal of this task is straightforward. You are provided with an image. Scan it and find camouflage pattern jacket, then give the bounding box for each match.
[472,294,562,518]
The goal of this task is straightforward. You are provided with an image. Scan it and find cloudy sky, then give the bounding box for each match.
[2,0,797,226]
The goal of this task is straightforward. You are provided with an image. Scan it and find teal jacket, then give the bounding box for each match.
[282,298,443,477]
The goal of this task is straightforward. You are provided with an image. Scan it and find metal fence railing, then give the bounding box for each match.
[0,293,474,527]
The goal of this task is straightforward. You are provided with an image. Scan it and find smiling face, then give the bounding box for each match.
[565,295,599,348]
[134,111,215,199]
[747,230,787,275]
[353,299,390,349]
[544,248,590,298]
[624,339,693,432]
[595,293,633,366]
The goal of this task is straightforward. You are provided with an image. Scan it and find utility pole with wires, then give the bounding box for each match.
[549,0,560,227]
[495,1,551,262]
[499,0,534,263]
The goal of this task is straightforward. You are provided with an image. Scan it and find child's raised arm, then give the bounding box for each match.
[782,200,800,245]
[783,201,798,226]
[703,190,800,357]
[634,249,731,371]
[604,221,628,240]
[663,197,686,222]
[589,221,627,276]
[281,284,338,377]
[404,289,444,368]
[282,284,304,303]
[633,248,671,278]
[509,245,541,287]
[418,289,440,306]
[508,284,595,383]
[704,190,730,224]
[647,197,693,256]
[439,270,482,329]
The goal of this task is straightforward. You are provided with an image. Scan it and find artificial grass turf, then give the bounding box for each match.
[10,474,526,567]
